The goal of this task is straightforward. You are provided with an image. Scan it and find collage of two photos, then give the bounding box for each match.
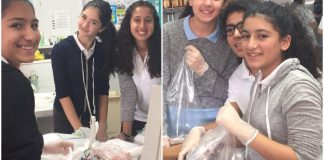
[2,0,323,159]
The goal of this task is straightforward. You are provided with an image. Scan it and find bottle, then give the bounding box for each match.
[29,70,38,93]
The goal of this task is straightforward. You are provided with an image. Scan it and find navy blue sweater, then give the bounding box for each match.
[51,36,109,122]
[2,62,43,160]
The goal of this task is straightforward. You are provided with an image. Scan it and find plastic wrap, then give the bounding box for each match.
[186,126,244,160]
[166,56,198,138]
[166,56,218,139]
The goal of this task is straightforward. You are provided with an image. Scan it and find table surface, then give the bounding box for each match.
[163,144,182,160]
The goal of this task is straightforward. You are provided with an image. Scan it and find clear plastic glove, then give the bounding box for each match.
[43,140,74,155]
[163,135,171,148]
[96,122,108,142]
[178,126,206,160]
[73,127,91,138]
[185,45,209,76]
[216,103,259,146]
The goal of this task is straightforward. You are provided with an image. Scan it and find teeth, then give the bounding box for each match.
[248,53,260,57]
[21,45,34,49]
[16,44,34,49]
[201,10,211,14]
[138,31,147,35]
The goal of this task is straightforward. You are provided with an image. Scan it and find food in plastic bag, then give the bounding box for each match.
[186,126,242,160]
[91,143,131,160]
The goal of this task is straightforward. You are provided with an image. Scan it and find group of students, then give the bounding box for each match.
[163,0,322,160]
[2,0,323,159]
[2,0,160,159]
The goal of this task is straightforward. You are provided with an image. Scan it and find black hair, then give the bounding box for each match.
[219,0,256,37]
[2,0,34,17]
[179,0,227,19]
[116,0,161,78]
[82,0,117,78]
[293,0,304,5]
[244,1,320,79]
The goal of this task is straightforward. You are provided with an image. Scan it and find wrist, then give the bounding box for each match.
[121,132,133,142]
[197,63,208,76]
[235,120,259,146]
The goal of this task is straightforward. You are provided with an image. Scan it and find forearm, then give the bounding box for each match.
[250,134,297,160]
[202,122,217,131]
[121,121,133,136]
[59,97,82,130]
[98,95,108,123]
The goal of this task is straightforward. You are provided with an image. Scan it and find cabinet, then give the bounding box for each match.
[106,91,121,138]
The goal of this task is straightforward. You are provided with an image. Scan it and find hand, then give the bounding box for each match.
[178,126,206,160]
[163,135,171,148]
[185,45,209,76]
[216,103,259,146]
[43,140,74,155]
[96,122,108,142]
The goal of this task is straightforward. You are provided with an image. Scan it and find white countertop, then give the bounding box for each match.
[35,91,120,118]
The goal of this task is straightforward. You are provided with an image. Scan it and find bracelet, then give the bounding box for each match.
[122,132,134,142]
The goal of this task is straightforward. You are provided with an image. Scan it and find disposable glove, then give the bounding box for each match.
[216,103,259,146]
[43,140,74,155]
[96,122,108,142]
[73,127,91,138]
[185,45,209,76]
[178,126,206,160]
[163,135,171,148]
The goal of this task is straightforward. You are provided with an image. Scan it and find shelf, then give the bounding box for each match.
[163,7,185,14]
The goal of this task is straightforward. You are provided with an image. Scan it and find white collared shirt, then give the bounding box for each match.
[73,34,96,60]
[226,60,255,115]
[2,56,9,64]
[132,49,161,122]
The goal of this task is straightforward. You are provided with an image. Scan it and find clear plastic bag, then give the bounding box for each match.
[166,56,219,139]
[166,56,198,138]
[186,126,244,160]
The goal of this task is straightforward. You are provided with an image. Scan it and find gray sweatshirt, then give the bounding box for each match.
[244,58,322,160]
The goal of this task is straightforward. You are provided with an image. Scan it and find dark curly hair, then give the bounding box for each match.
[219,0,257,37]
[116,0,161,78]
[82,0,117,79]
[244,1,320,79]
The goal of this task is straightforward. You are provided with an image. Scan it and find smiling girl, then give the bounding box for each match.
[51,0,117,142]
[216,2,322,160]
[116,1,161,141]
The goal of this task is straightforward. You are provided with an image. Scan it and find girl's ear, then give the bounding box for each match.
[280,34,291,51]
[98,27,106,34]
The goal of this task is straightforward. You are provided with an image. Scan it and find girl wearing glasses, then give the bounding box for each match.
[217,1,321,159]
[177,0,256,158]
[163,0,239,149]
[51,0,117,142]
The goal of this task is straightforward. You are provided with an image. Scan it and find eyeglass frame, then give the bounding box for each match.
[224,21,243,36]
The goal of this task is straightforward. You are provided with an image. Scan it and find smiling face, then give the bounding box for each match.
[78,6,104,39]
[1,0,40,68]
[130,6,154,43]
[189,0,224,24]
[241,15,291,78]
[226,11,244,57]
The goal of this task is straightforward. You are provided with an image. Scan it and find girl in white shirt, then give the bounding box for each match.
[116,1,161,141]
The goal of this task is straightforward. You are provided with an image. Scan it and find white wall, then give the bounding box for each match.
[20,60,120,93]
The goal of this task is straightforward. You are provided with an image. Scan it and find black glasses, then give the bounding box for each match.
[224,22,243,36]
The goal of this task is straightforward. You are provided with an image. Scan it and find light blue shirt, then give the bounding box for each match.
[183,16,220,43]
